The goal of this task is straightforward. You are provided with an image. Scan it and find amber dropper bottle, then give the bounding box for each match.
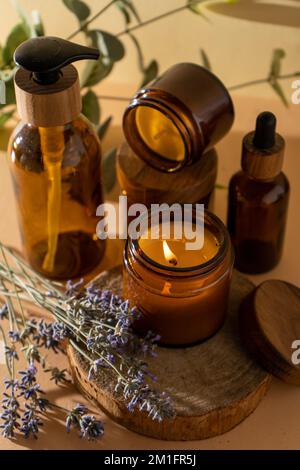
[227,112,290,274]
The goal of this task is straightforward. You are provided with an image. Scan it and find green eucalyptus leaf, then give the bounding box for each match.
[102,147,117,194]
[2,23,29,66]
[200,49,212,71]
[63,0,90,21]
[141,60,159,87]
[97,116,113,140]
[82,89,100,125]
[269,79,288,107]
[81,58,113,87]
[126,1,141,23]
[128,32,144,71]
[88,30,125,62]
[0,110,14,127]
[269,49,285,79]
[116,1,131,24]
[116,1,141,24]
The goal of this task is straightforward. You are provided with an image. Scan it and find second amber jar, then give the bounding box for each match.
[123,63,234,172]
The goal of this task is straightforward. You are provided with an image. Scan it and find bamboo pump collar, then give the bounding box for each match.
[14,37,100,127]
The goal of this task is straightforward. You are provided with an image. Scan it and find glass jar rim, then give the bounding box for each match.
[123,94,193,172]
[126,208,231,278]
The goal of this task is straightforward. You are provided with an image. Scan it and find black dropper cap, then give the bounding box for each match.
[242,111,285,179]
[253,111,276,149]
[14,37,99,85]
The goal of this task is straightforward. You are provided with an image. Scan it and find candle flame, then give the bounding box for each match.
[163,240,178,266]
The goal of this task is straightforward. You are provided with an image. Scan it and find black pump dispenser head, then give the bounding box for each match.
[253,111,276,149]
[14,37,99,85]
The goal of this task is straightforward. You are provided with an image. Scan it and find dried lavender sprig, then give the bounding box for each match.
[0,242,175,424]
[1,366,103,441]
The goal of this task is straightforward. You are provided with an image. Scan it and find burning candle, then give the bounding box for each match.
[123,209,234,345]
[139,227,220,268]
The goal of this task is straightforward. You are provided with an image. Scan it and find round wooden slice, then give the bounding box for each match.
[68,266,271,441]
[116,141,217,207]
[240,280,300,385]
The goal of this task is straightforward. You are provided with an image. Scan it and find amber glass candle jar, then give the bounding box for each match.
[123,63,234,172]
[123,209,234,345]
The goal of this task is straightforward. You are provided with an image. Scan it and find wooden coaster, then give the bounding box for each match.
[116,141,217,207]
[68,266,271,441]
[240,280,300,385]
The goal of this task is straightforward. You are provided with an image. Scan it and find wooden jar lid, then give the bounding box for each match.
[14,64,81,127]
[117,141,218,204]
[240,280,300,385]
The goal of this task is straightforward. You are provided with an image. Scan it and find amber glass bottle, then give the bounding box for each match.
[9,116,105,279]
[10,37,105,279]
[227,112,289,274]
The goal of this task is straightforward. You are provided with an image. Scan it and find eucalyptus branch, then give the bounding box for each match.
[95,70,300,103]
[66,0,118,40]
[228,72,300,91]
[66,1,206,41]
[116,3,191,38]
[96,94,130,102]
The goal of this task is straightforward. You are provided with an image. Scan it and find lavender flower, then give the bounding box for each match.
[79,415,104,441]
[8,331,21,343]
[0,406,20,438]
[65,404,104,441]
[19,383,45,401]
[0,304,8,320]
[65,403,87,432]
[126,385,174,422]
[5,346,18,360]
[88,358,107,380]
[4,379,19,391]
[34,320,68,353]
[21,404,43,439]
[0,382,20,438]
[65,278,84,298]
[19,365,37,386]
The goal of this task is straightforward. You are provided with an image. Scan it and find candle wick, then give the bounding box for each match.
[169,257,178,266]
